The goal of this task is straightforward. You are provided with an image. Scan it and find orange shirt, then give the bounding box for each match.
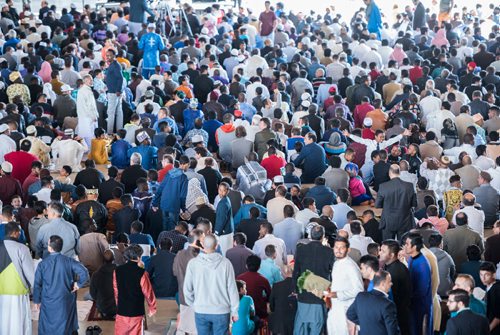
[175,85,193,99]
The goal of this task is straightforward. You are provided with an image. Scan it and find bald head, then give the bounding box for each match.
[389,164,400,178]
[322,205,333,218]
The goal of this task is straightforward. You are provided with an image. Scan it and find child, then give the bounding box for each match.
[258,245,284,287]
[111,129,132,169]
[57,165,72,185]
[345,163,374,206]
[232,280,256,335]
[283,162,301,188]
[89,127,109,164]
[147,169,160,194]
[132,177,153,222]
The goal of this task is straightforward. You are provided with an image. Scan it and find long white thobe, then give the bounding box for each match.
[51,138,88,172]
[327,256,364,335]
[76,85,98,147]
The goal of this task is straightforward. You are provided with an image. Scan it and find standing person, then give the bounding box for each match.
[129,0,155,35]
[33,235,89,335]
[413,0,426,30]
[215,182,234,256]
[365,0,382,40]
[346,270,400,335]
[114,244,157,334]
[152,155,189,231]
[375,164,417,240]
[0,222,34,335]
[479,262,500,335]
[183,234,240,334]
[326,237,364,335]
[76,76,98,148]
[258,1,278,46]
[438,0,454,24]
[139,23,166,79]
[445,288,490,335]
[105,49,124,134]
[404,233,433,335]
[380,240,411,335]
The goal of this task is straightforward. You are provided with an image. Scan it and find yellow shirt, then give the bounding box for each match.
[89,138,109,164]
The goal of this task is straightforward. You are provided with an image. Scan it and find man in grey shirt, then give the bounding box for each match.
[274,205,304,255]
[36,202,80,259]
[429,233,455,297]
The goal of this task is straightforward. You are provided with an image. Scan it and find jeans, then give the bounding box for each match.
[107,93,123,134]
[162,210,177,231]
[194,313,230,335]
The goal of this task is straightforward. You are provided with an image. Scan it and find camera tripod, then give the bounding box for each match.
[153,0,193,37]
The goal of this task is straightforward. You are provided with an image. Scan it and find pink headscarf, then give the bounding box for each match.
[431,29,449,48]
[389,44,407,66]
[38,61,52,83]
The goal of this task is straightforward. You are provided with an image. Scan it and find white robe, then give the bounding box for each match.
[76,85,98,148]
[327,256,364,335]
[51,138,88,172]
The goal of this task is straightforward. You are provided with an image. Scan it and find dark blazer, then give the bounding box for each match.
[73,168,105,190]
[292,240,334,304]
[269,277,296,335]
[346,290,400,335]
[236,218,266,249]
[113,206,141,240]
[98,178,125,205]
[373,161,391,192]
[375,177,417,233]
[445,309,490,335]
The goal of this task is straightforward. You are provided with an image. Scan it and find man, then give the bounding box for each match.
[266,185,298,225]
[183,234,239,334]
[349,220,375,255]
[404,233,433,335]
[428,234,455,297]
[139,23,166,79]
[380,240,411,334]
[346,270,400,335]
[128,0,155,35]
[36,202,80,259]
[332,188,354,229]
[322,156,349,192]
[237,255,272,320]
[89,250,117,319]
[293,225,334,334]
[121,152,148,193]
[156,221,189,254]
[4,139,39,185]
[485,221,500,266]
[73,159,105,190]
[33,235,89,335]
[444,212,484,269]
[452,274,487,316]
[438,0,454,23]
[445,288,490,335]
[0,222,34,335]
[365,0,382,39]
[114,244,157,334]
[146,237,177,298]
[105,49,124,134]
[152,155,189,231]
[252,221,287,269]
[0,161,22,205]
[258,1,278,45]
[376,164,417,239]
[326,237,364,334]
[215,182,234,256]
[274,205,303,255]
[452,193,485,238]
[76,76,98,147]
[0,123,16,163]
[254,117,278,162]
[344,128,411,166]
[226,232,254,277]
[473,171,499,228]
[480,262,500,335]
[293,132,327,183]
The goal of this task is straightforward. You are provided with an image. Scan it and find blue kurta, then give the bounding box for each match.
[366,2,382,40]
[408,252,433,335]
[138,32,166,70]
[215,196,234,236]
[33,253,89,335]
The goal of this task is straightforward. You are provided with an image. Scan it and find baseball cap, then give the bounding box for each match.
[1,161,13,173]
[234,110,242,118]
[191,134,204,144]
[26,125,37,135]
[363,117,373,127]
[136,131,150,143]
[328,86,337,94]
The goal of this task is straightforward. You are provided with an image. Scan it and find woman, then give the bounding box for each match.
[38,61,53,83]
[431,28,450,48]
[389,44,407,66]
[321,132,346,156]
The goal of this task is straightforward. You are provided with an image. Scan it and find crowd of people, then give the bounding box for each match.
[0,0,500,334]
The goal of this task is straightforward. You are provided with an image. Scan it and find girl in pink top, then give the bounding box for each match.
[346,163,374,206]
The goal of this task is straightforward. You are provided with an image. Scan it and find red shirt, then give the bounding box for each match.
[362,128,376,140]
[260,155,286,179]
[22,172,39,199]
[4,151,39,185]
[353,103,375,128]
[409,66,423,84]
[158,164,174,182]
[237,271,271,318]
